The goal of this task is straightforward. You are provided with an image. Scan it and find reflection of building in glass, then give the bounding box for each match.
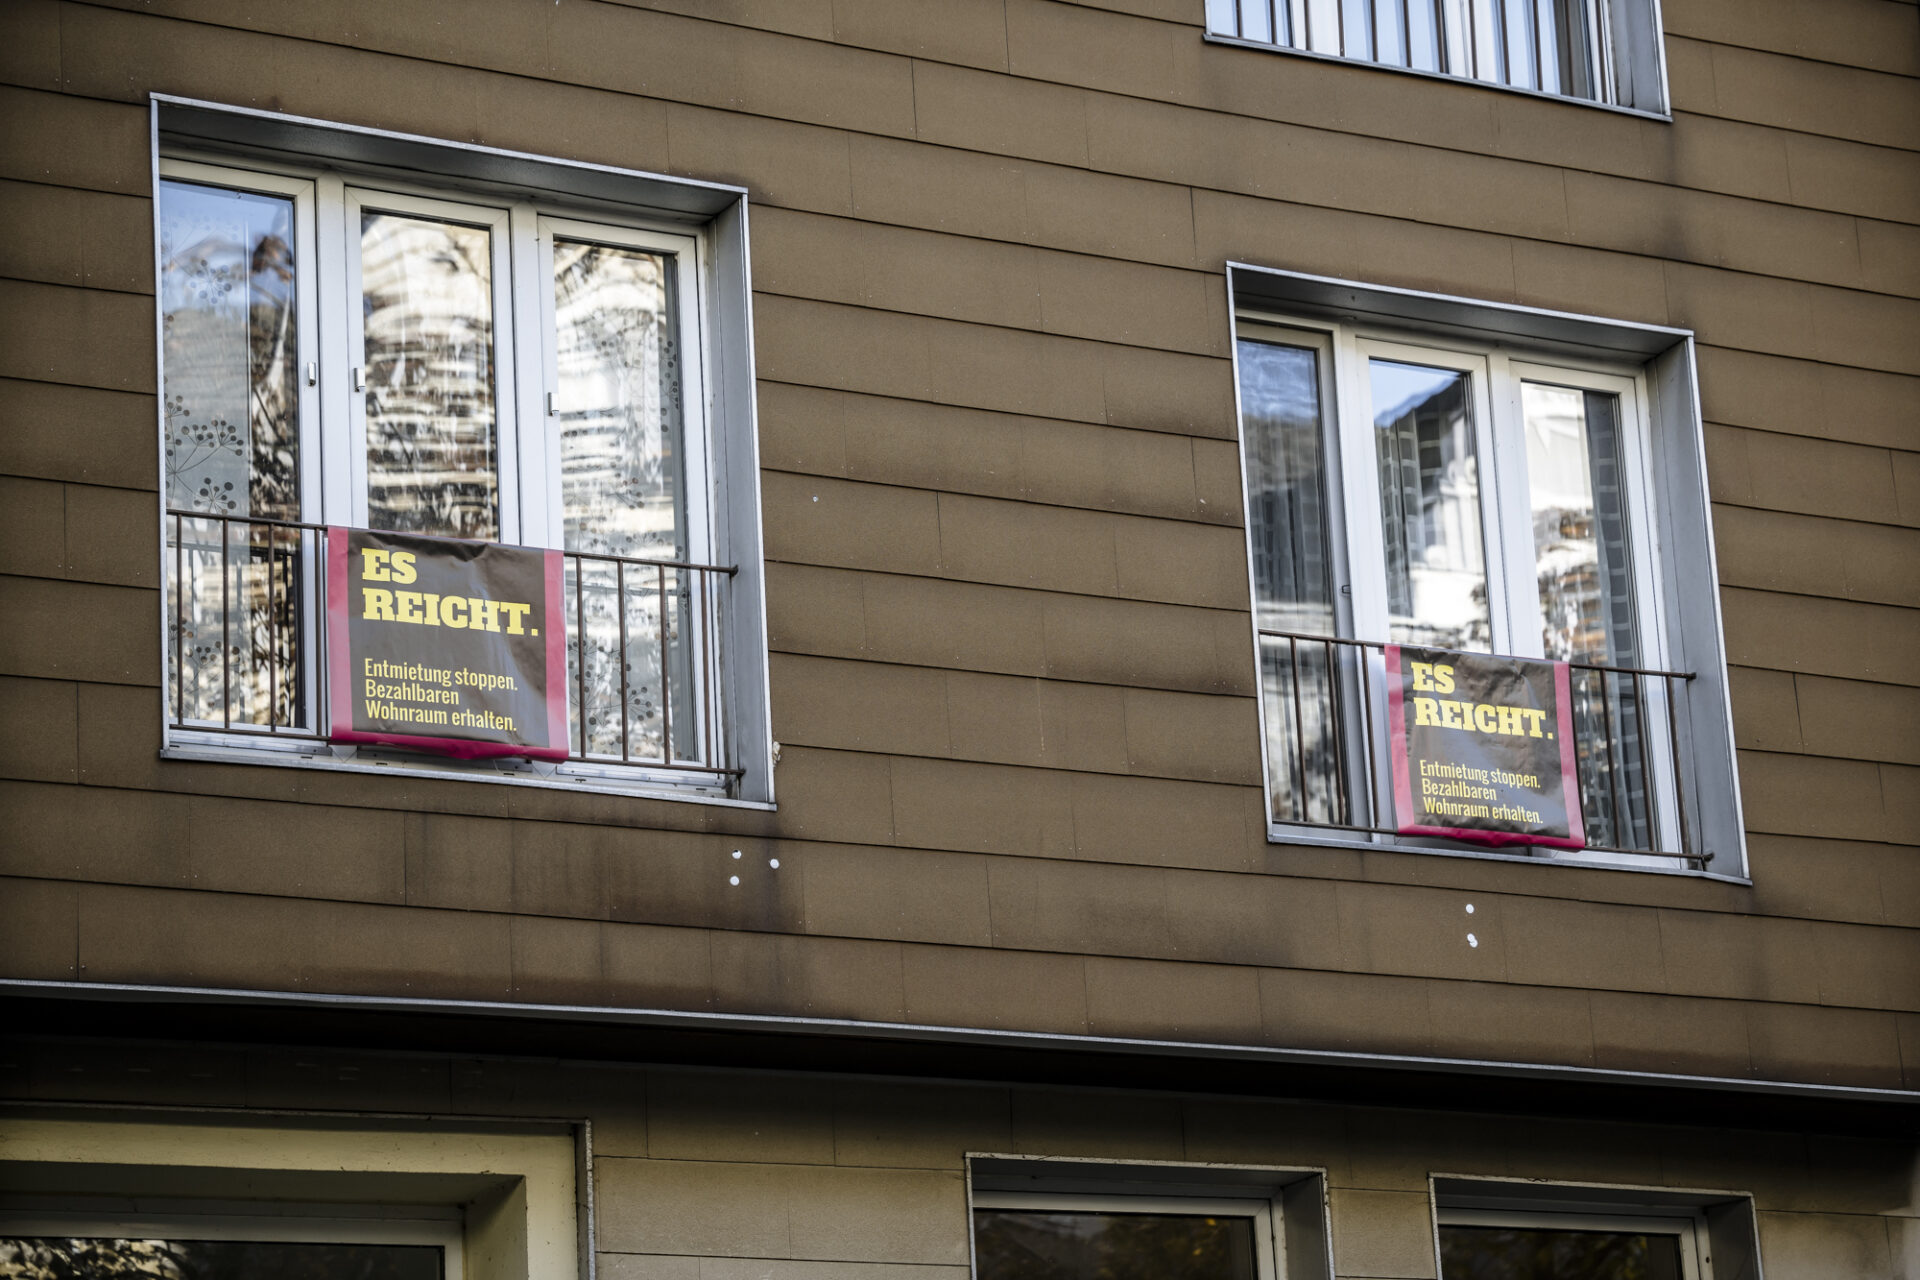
[361,213,499,541]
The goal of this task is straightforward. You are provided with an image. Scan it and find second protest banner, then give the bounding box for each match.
[327,527,569,761]
[1384,644,1584,849]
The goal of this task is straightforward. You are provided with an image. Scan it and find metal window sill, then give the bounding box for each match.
[1264,824,1749,883]
[159,741,776,810]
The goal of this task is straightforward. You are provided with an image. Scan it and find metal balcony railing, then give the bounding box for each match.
[1257,628,1702,865]
[165,509,741,779]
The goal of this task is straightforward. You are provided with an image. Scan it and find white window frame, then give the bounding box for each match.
[1203,0,1672,118]
[1226,263,1746,880]
[972,1190,1284,1279]
[1435,1205,1712,1279]
[1,1208,465,1278]
[151,95,776,808]
[1241,312,1686,870]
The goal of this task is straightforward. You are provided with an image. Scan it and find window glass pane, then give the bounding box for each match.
[1524,382,1648,849]
[1438,1224,1684,1280]
[1,1237,442,1280]
[1372,360,1490,652]
[160,180,305,731]
[361,210,499,541]
[553,240,687,560]
[974,1210,1258,1280]
[1408,0,1443,71]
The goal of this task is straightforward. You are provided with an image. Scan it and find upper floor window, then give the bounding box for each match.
[1204,0,1668,113]
[154,98,773,803]
[1227,265,1744,877]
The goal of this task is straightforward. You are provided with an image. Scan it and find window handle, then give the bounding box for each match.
[352,367,367,392]
[305,361,317,387]
[546,391,557,416]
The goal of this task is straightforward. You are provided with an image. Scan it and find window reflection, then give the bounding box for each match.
[1,1237,441,1280]
[1438,1224,1683,1280]
[1372,360,1490,652]
[361,210,499,541]
[974,1210,1258,1280]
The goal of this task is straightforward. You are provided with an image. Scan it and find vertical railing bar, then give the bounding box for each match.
[699,568,715,772]
[266,521,278,731]
[1356,638,1378,830]
[1323,637,1353,827]
[1631,671,1659,853]
[617,558,631,763]
[1531,0,1546,89]
[1595,667,1626,846]
[574,557,588,758]
[1666,673,1691,860]
[173,513,184,726]
[220,514,231,729]
[1287,636,1312,823]
[658,564,671,767]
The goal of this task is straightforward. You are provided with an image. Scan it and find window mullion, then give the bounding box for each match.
[1333,328,1392,645]
[1482,349,1541,658]
[510,204,551,550]
[315,174,354,529]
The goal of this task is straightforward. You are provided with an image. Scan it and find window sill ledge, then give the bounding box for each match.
[1264,824,1749,883]
[159,742,777,811]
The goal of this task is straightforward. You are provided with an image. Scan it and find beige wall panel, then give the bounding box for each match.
[770,651,952,758]
[1697,348,1919,451]
[848,134,1198,270]
[0,180,151,296]
[1181,1094,1351,1175]
[0,279,154,393]
[1328,1187,1440,1279]
[755,384,1234,529]
[664,104,850,213]
[764,561,870,660]
[1504,238,1676,323]
[1669,36,1920,151]
[1748,834,1918,928]
[62,484,159,589]
[1007,1086,1187,1160]
[1083,954,1265,1041]
[829,1076,1011,1169]
[0,0,59,90]
[650,1068,836,1164]
[598,919,717,1011]
[899,942,1091,1033]
[1039,589,1254,694]
[1334,881,1510,983]
[1728,664,1803,753]
[0,576,158,685]
[0,679,77,784]
[1758,1211,1900,1279]
[605,0,835,41]
[798,841,994,948]
[1497,894,1671,993]
[0,86,147,196]
[1664,0,1920,75]
[1782,128,1920,227]
[0,875,77,980]
[1423,979,1598,1067]
[0,476,62,580]
[763,472,944,576]
[0,782,192,890]
[709,930,908,1021]
[1714,505,1920,606]
[1738,750,1908,842]
[1065,771,1261,871]
[0,379,157,490]
[910,58,1092,168]
[404,812,516,914]
[1859,217,1920,299]
[1896,449,1920,520]
[855,571,1051,679]
[178,793,406,905]
[594,1157,797,1257]
[1665,263,1920,375]
[761,746,898,847]
[1587,987,1755,1075]
[1117,684,1260,783]
[1705,427,1906,525]
[887,754,1077,859]
[1796,674,1920,764]
[935,490,1125,598]
[829,0,1010,70]
[1721,588,1919,684]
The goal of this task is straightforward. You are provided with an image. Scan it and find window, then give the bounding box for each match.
[2,1213,461,1280]
[974,1193,1277,1280]
[153,97,773,803]
[1430,1176,1760,1280]
[1227,265,1745,875]
[1203,0,1668,113]
[967,1156,1332,1280]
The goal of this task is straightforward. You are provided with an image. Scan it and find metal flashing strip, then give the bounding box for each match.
[1227,262,1690,358]
[152,94,747,219]
[4,979,1912,1109]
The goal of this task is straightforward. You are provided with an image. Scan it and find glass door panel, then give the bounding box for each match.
[1370,359,1491,652]
[358,206,501,541]
[159,178,307,731]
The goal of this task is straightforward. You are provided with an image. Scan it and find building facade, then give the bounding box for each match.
[1,1,1916,1277]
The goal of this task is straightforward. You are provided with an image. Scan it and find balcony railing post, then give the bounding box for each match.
[658,564,670,767]
[1287,636,1310,823]
[219,515,231,730]
[616,558,631,764]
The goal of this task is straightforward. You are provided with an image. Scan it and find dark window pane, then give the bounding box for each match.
[1438,1224,1684,1280]
[975,1209,1258,1280]
[1,1237,442,1280]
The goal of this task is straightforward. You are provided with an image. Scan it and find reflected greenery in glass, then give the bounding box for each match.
[974,1209,1257,1280]
[0,1237,440,1280]
[1439,1224,1683,1280]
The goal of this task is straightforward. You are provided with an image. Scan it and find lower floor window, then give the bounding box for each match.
[2,1232,449,1280]
[1438,1210,1707,1280]
[974,1194,1276,1279]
